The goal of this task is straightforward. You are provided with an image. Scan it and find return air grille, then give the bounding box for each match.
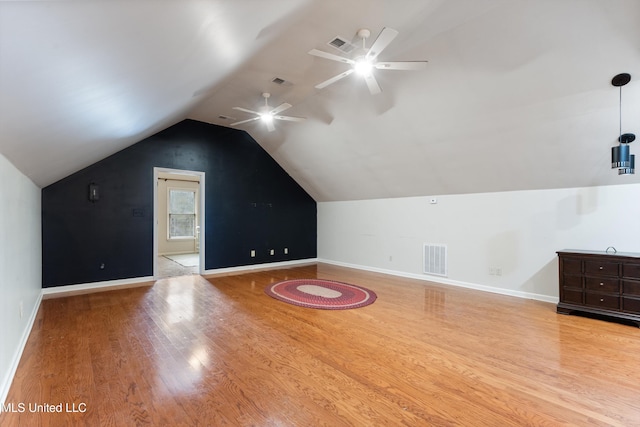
[423,244,447,277]
[271,76,292,86]
[327,36,357,54]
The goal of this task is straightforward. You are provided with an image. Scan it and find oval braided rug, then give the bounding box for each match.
[265,279,377,310]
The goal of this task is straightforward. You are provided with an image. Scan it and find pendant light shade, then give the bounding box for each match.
[612,144,630,168]
[610,73,635,175]
[619,154,635,175]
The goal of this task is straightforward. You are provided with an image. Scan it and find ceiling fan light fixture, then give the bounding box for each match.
[354,58,373,76]
[230,93,305,132]
[308,27,427,95]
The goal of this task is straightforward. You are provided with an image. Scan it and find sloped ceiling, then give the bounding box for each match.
[1,0,640,201]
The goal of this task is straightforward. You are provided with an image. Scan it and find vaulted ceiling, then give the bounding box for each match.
[1,0,640,201]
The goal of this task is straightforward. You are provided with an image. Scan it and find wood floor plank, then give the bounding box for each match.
[2,263,640,426]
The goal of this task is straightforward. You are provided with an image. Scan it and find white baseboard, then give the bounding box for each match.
[42,276,155,299]
[1,290,43,405]
[318,258,558,304]
[203,258,318,277]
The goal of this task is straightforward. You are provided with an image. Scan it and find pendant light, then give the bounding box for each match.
[611,73,635,175]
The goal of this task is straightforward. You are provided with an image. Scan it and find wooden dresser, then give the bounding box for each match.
[557,250,640,326]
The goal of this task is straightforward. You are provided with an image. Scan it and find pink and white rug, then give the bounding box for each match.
[265,279,377,310]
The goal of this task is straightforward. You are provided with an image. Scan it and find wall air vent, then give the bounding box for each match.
[327,36,357,54]
[423,243,447,277]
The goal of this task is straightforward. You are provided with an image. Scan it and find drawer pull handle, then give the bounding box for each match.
[599,266,604,270]
[600,298,604,302]
[600,282,604,286]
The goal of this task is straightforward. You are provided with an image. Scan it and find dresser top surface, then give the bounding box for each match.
[557,249,640,259]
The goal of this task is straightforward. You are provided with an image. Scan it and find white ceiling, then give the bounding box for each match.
[1,0,640,201]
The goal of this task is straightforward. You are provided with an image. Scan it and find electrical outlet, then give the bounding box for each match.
[496,268,502,276]
[284,248,288,255]
[250,250,256,257]
[100,263,105,270]
[270,249,275,256]
[389,255,393,262]
[489,267,495,275]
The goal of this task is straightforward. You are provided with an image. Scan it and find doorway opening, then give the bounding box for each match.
[153,168,205,279]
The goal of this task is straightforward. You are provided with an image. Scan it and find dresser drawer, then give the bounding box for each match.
[623,281,640,296]
[561,288,583,304]
[585,277,619,293]
[585,292,620,310]
[563,275,583,289]
[584,260,619,277]
[561,258,582,275]
[623,297,640,314]
[622,263,640,279]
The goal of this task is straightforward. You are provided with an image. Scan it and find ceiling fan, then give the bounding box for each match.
[230,93,305,132]
[308,27,427,95]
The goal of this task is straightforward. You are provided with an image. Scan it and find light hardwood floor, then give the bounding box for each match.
[2,263,640,426]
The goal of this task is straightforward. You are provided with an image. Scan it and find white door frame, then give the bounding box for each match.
[153,167,206,279]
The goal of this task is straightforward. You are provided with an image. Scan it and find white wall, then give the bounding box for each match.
[318,184,640,301]
[0,153,42,403]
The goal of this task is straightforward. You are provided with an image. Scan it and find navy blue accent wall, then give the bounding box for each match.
[42,119,316,287]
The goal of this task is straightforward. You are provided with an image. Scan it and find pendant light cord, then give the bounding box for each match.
[619,85,623,139]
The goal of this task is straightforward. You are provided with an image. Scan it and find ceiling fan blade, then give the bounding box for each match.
[232,107,261,115]
[266,120,276,132]
[230,116,261,126]
[270,102,292,115]
[364,73,382,95]
[315,69,355,89]
[274,115,306,122]
[375,61,428,70]
[366,27,399,61]
[308,49,355,65]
